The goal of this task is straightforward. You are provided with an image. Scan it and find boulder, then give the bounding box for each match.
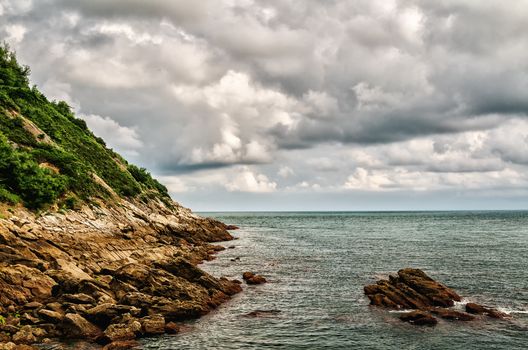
[400,311,438,326]
[62,313,102,339]
[85,304,140,328]
[430,308,475,321]
[365,268,505,327]
[242,272,267,285]
[465,303,507,319]
[11,326,45,345]
[164,322,180,334]
[62,293,96,305]
[103,320,141,342]
[37,309,64,323]
[140,315,165,335]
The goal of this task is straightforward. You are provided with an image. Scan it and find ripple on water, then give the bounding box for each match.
[142,211,528,350]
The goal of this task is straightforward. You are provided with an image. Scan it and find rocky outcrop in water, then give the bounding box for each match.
[364,268,507,326]
[242,272,267,285]
[0,198,241,348]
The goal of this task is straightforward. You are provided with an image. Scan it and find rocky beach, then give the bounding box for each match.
[0,198,244,349]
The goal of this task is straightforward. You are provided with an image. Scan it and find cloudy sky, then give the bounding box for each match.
[2,0,528,211]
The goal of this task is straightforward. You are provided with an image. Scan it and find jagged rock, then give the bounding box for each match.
[140,315,165,335]
[23,302,42,309]
[164,322,180,334]
[37,309,64,323]
[62,314,102,339]
[365,269,460,309]
[103,320,141,342]
[465,303,507,319]
[400,311,438,326]
[85,304,140,328]
[62,293,96,305]
[242,272,267,285]
[365,269,505,326]
[430,308,475,321]
[12,326,45,345]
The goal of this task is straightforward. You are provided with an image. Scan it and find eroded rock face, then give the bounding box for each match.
[365,269,507,326]
[0,198,242,347]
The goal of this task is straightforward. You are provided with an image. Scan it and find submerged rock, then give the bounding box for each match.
[465,303,507,319]
[242,272,267,285]
[400,310,438,326]
[365,268,506,326]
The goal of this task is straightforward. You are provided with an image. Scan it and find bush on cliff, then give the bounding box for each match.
[0,44,170,209]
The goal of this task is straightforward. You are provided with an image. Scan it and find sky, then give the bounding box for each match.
[2,0,528,211]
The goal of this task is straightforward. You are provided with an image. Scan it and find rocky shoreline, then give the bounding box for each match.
[364,268,508,326]
[0,198,248,349]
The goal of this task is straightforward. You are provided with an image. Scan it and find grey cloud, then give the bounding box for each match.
[3,0,528,207]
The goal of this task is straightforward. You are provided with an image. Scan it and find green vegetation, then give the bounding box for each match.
[0,44,170,209]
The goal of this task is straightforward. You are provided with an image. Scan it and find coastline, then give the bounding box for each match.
[0,198,243,349]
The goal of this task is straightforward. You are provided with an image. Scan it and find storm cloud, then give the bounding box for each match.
[2,0,528,210]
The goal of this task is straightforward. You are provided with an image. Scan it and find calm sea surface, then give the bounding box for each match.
[142,211,528,349]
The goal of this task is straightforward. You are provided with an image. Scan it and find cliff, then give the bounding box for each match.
[0,46,241,349]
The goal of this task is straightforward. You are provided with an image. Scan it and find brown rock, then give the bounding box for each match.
[103,320,141,342]
[399,310,438,326]
[62,313,102,339]
[37,309,64,323]
[430,308,475,321]
[102,340,140,350]
[164,322,180,334]
[85,304,140,328]
[243,310,281,318]
[62,293,96,305]
[140,315,165,335]
[242,272,267,285]
[225,225,239,230]
[465,303,507,319]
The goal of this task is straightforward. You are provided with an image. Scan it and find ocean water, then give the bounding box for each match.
[142,211,528,350]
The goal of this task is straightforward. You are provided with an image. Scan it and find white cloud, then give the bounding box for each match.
[225,166,277,193]
[81,114,143,155]
[278,166,294,178]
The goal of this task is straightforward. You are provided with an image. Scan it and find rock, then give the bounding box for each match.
[0,344,38,350]
[365,269,460,309]
[37,309,64,323]
[164,322,180,334]
[400,311,438,326]
[62,313,102,339]
[242,272,267,285]
[465,303,507,319]
[140,315,165,335]
[85,304,140,328]
[12,326,44,344]
[23,302,42,309]
[0,333,11,342]
[103,320,142,342]
[62,293,96,305]
[225,225,239,230]
[430,308,475,321]
[243,310,281,318]
[0,325,20,334]
[365,269,505,327]
[102,340,140,350]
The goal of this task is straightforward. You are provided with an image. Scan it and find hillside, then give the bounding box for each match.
[0,46,242,349]
[0,44,168,210]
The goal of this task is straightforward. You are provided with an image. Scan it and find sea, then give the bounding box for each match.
[142,211,528,350]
